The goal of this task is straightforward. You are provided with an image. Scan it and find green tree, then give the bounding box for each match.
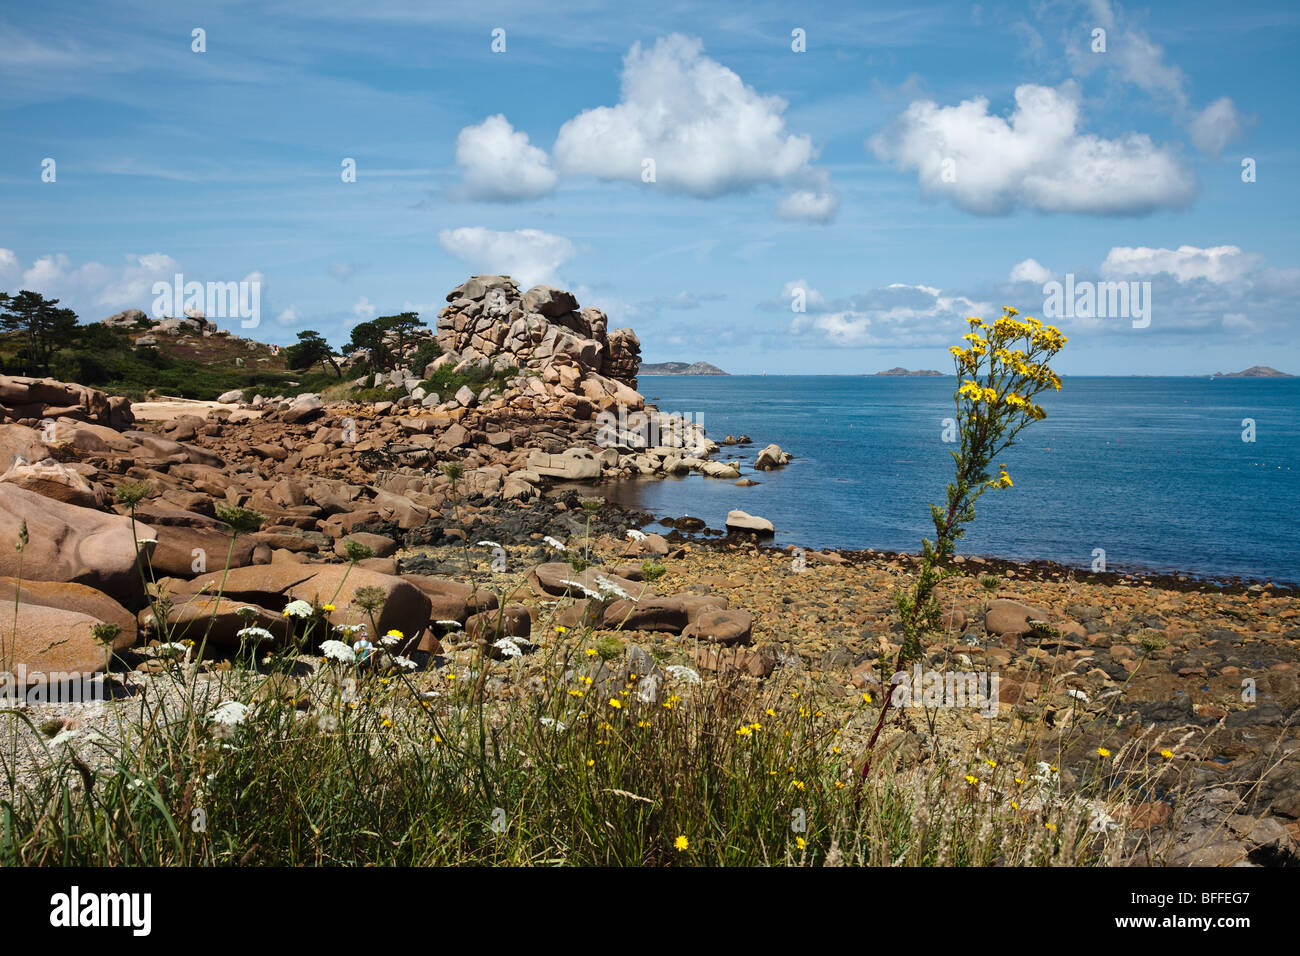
[285,329,341,376]
[0,290,79,375]
[346,319,392,373]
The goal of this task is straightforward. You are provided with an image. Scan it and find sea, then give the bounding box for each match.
[598,376,1300,585]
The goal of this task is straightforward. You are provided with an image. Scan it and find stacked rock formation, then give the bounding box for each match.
[435,276,642,412]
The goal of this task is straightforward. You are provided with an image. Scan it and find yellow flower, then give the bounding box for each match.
[586,759,595,767]
[386,628,403,638]
[1010,801,1019,810]
[794,837,806,850]
[555,625,567,634]
[381,718,392,728]
[861,692,872,704]
[985,759,997,768]
[1160,749,1174,760]
[965,775,978,786]
[765,707,776,717]
[834,780,846,790]
[637,720,650,728]
[674,835,689,852]
[736,725,752,737]
[792,779,806,791]
[1045,822,1057,832]
[585,648,597,657]
[568,690,584,698]
[1097,747,1111,758]
[322,604,336,612]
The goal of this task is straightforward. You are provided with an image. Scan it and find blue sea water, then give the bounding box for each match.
[601,376,1300,583]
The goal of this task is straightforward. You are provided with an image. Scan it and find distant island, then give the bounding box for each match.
[639,361,729,376]
[1212,366,1294,378]
[873,367,944,377]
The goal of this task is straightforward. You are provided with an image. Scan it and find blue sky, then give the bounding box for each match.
[2,0,1297,374]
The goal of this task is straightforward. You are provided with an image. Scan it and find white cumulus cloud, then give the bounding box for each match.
[455,114,558,201]
[1188,97,1246,156]
[552,34,822,201]
[1100,245,1258,284]
[1010,258,1053,284]
[870,82,1195,216]
[438,227,576,289]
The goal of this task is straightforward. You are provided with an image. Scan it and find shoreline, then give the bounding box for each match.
[565,487,1299,594]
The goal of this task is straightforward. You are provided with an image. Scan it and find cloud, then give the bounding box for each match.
[552,34,824,202]
[776,186,840,224]
[455,114,558,201]
[870,82,1195,216]
[1009,258,1053,284]
[1099,245,1259,284]
[0,248,18,280]
[351,296,377,322]
[438,227,576,288]
[791,283,990,348]
[1188,97,1246,156]
[328,262,357,281]
[8,251,181,316]
[276,307,301,326]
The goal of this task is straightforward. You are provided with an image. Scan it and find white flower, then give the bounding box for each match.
[593,574,631,600]
[126,777,146,791]
[333,623,365,635]
[539,716,567,732]
[493,637,525,658]
[664,665,702,685]
[543,535,567,551]
[1087,804,1119,833]
[477,540,501,548]
[393,655,418,671]
[154,642,189,658]
[237,626,275,643]
[1067,689,1090,703]
[282,599,314,619]
[560,579,602,600]
[210,701,250,727]
[379,633,401,647]
[434,619,463,628]
[321,640,356,664]
[626,529,647,542]
[49,729,79,749]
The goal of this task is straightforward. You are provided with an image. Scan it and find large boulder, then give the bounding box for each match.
[0,458,104,509]
[0,375,132,429]
[177,564,432,644]
[0,424,49,469]
[754,444,791,470]
[985,599,1051,636]
[522,285,579,317]
[725,510,774,535]
[0,484,155,603]
[0,605,121,677]
[526,448,601,480]
[0,576,137,648]
[405,576,498,623]
[138,597,286,649]
[682,609,754,645]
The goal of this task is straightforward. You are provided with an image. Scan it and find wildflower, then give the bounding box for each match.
[210,701,250,728]
[794,837,806,851]
[791,779,806,791]
[664,665,702,684]
[543,535,567,551]
[766,707,776,717]
[586,759,595,767]
[236,626,275,644]
[1097,747,1111,758]
[965,775,979,786]
[322,604,336,613]
[834,781,845,790]
[985,759,997,768]
[282,599,314,619]
[320,640,356,664]
[1160,749,1175,760]
[381,719,393,729]
[393,655,418,671]
[593,575,632,601]
[585,648,598,658]
[608,698,622,710]
[626,529,647,542]
[434,620,463,629]
[1010,801,1019,810]
[493,637,525,658]
[637,720,650,728]
[674,835,689,852]
[540,717,567,732]
[1045,822,1057,832]
[861,693,872,704]
[555,625,567,634]
[736,725,753,737]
